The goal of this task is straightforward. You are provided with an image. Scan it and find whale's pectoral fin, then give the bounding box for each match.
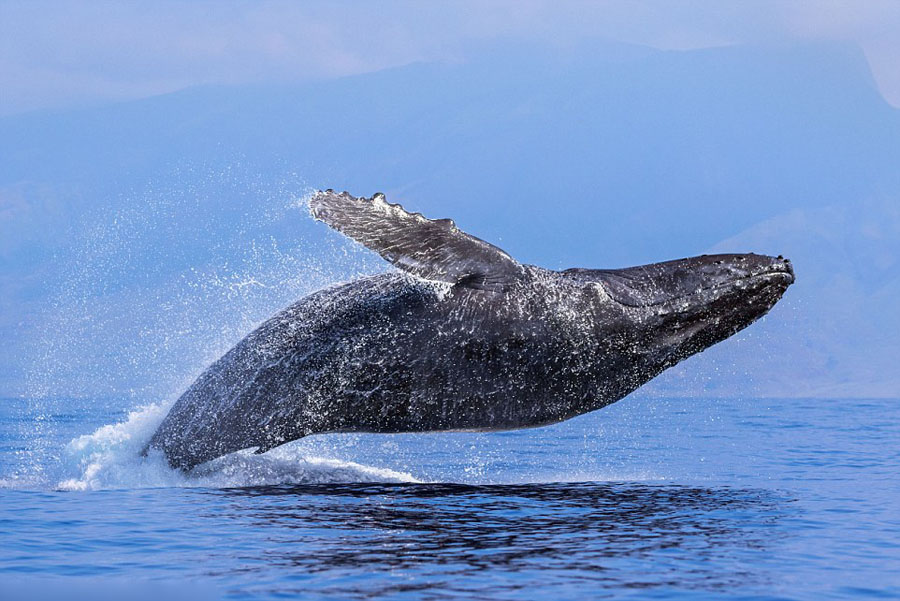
[309,190,525,292]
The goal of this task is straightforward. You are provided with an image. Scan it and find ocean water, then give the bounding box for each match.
[1,394,898,600]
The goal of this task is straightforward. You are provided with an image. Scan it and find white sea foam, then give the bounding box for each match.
[56,403,419,491]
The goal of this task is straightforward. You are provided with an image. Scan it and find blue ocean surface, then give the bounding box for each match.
[1,394,898,600]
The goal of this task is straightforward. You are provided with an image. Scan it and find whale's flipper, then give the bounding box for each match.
[310,190,524,291]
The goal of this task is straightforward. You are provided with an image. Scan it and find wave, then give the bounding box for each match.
[55,403,419,491]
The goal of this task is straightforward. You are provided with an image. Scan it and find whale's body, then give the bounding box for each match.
[149,191,794,470]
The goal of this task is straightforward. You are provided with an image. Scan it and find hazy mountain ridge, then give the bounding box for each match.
[1,40,898,398]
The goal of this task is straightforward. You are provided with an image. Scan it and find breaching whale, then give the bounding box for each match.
[148,190,794,470]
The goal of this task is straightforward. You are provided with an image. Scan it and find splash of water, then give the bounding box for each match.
[56,402,419,491]
[14,164,396,488]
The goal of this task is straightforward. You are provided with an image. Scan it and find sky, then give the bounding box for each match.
[2,0,900,116]
[2,0,900,400]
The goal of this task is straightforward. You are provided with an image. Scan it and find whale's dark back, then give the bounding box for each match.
[148,271,616,470]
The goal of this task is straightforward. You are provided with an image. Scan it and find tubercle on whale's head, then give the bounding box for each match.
[562,253,794,361]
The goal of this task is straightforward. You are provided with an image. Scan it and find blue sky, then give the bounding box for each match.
[2,0,900,116]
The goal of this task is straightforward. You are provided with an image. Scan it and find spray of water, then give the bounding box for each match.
[56,403,418,490]
[12,163,412,489]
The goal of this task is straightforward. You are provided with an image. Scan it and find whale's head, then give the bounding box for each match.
[565,253,794,373]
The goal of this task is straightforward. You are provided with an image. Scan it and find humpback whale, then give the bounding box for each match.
[148,190,794,470]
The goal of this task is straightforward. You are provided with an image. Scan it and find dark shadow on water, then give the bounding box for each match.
[203,482,795,598]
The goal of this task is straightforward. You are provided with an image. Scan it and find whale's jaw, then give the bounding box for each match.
[567,253,794,368]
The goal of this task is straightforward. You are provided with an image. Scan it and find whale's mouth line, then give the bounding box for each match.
[604,269,795,309]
